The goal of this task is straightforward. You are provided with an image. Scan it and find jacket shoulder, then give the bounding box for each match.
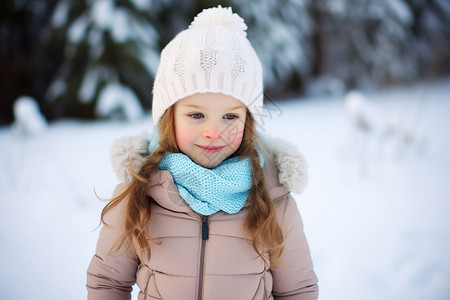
[259,135,308,195]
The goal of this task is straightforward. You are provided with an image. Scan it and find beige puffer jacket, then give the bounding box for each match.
[87,134,318,300]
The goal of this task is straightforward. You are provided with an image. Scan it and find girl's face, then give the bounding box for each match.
[174,93,247,168]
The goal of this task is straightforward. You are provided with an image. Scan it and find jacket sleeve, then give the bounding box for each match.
[86,184,139,300]
[271,194,319,300]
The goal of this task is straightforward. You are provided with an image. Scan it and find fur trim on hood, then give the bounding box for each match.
[110,132,308,194]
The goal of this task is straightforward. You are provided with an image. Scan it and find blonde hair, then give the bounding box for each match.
[101,107,285,266]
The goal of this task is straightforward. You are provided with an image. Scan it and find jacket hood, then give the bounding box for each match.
[110,131,308,195]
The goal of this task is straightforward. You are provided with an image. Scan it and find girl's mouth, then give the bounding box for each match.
[196,145,226,153]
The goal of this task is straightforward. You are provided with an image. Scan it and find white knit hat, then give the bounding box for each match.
[152,6,263,125]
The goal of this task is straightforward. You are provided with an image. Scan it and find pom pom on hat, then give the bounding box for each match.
[190,5,247,37]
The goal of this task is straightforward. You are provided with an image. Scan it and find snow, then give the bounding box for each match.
[384,0,413,24]
[139,46,161,77]
[78,68,99,103]
[12,96,48,136]
[131,18,159,46]
[51,0,70,28]
[307,76,346,97]
[436,0,450,15]
[45,78,67,101]
[48,0,161,113]
[91,0,113,30]
[89,0,137,43]
[96,83,145,120]
[345,90,377,133]
[111,9,130,43]
[131,0,152,11]
[236,0,311,83]
[67,13,89,44]
[1,79,450,299]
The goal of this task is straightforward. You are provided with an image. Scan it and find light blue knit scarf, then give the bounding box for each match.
[149,131,263,216]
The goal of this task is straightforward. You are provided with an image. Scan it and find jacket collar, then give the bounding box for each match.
[110,132,308,211]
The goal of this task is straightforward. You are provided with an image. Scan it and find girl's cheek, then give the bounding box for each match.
[176,126,197,149]
[229,130,244,150]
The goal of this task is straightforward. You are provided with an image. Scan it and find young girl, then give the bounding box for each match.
[87,6,318,300]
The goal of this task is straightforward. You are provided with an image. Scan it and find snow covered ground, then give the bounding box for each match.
[1,78,449,300]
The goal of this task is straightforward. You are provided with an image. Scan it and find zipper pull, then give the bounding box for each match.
[202,216,209,240]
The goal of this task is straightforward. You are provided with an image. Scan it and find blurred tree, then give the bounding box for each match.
[307,0,450,89]
[45,0,162,119]
[0,0,59,124]
[232,0,312,97]
[1,0,449,124]
[404,0,450,79]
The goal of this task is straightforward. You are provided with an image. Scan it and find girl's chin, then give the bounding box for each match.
[195,158,222,169]
[193,153,227,169]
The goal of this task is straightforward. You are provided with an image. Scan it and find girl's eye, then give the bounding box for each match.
[188,113,204,119]
[223,114,238,120]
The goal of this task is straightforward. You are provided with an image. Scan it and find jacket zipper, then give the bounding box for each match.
[197,215,209,300]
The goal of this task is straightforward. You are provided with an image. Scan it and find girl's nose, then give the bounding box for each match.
[203,125,222,140]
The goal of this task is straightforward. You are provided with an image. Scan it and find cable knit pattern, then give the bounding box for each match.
[159,153,259,215]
